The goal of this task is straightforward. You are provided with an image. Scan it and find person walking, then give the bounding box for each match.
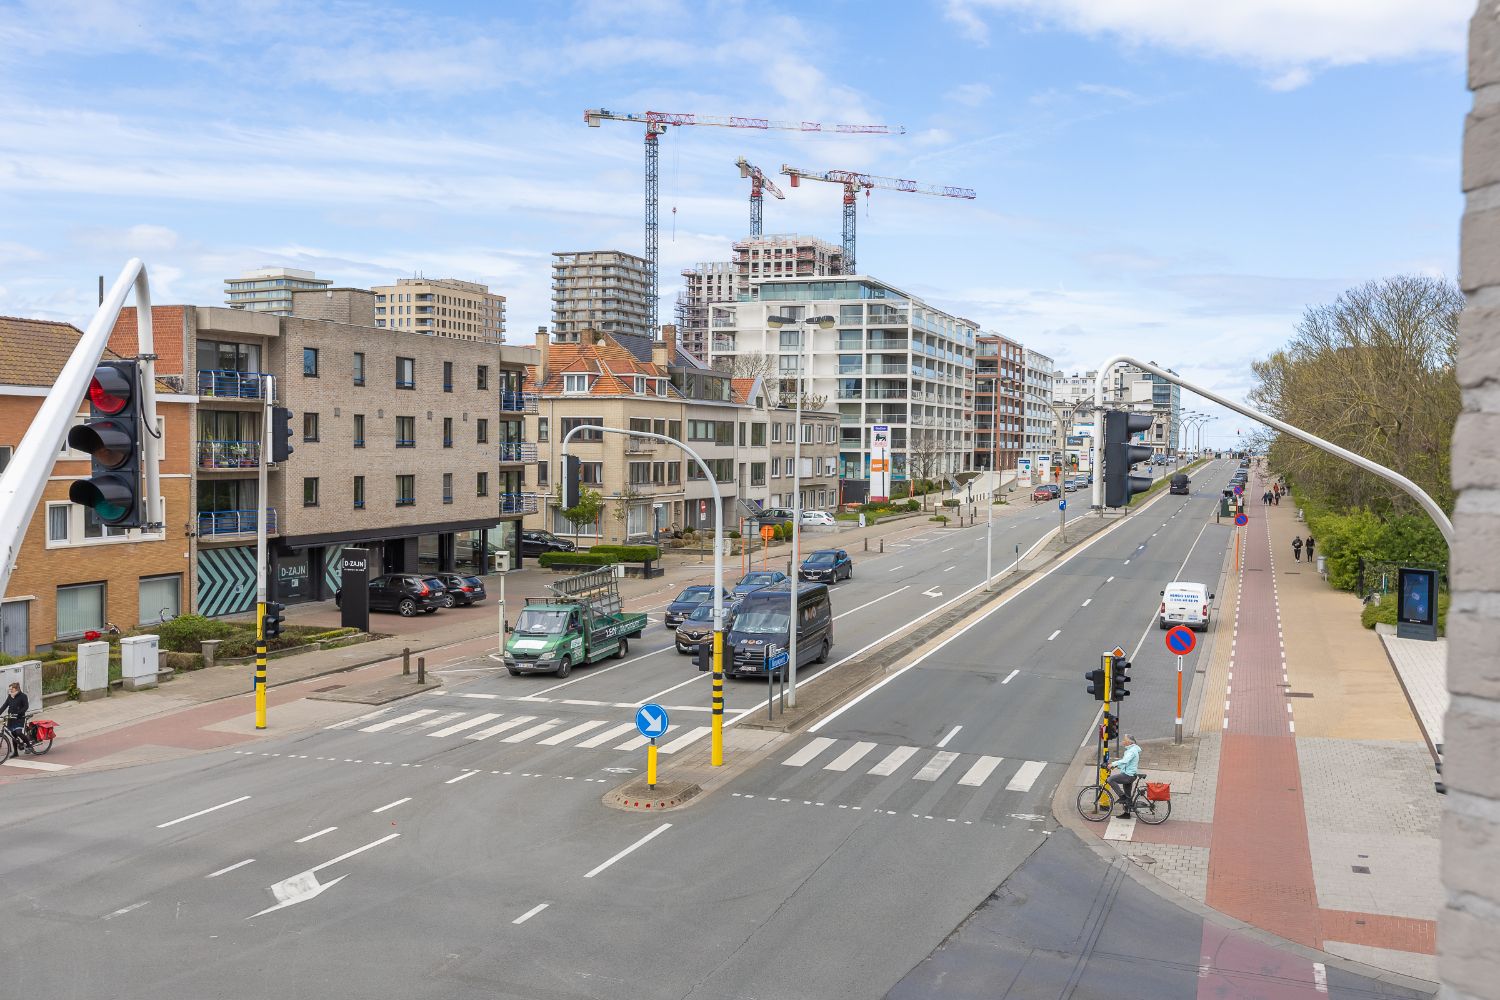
[1292,535,1304,562]
[1305,534,1316,565]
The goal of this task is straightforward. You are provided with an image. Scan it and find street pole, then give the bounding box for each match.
[255,374,272,730]
[1175,653,1184,744]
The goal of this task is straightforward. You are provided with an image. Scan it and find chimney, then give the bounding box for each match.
[535,326,550,384]
[657,323,678,368]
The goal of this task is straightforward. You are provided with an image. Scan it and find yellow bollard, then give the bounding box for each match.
[254,601,267,730]
[711,630,724,767]
[647,741,658,789]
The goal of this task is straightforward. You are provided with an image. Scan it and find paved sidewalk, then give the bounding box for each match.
[1066,472,1442,987]
[1379,634,1446,752]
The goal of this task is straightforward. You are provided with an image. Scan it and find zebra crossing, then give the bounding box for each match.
[775,736,1052,795]
[323,706,712,755]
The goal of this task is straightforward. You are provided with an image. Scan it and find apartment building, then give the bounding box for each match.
[552,251,652,340]
[766,404,840,511]
[1023,348,1058,479]
[0,317,195,654]
[707,275,976,492]
[225,266,331,315]
[111,294,537,615]
[371,277,506,344]
[974,333,1025,474]
[1059,364,1180,459]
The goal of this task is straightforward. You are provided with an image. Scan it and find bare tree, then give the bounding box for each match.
[907,429,943,510]
[713,353,828,410]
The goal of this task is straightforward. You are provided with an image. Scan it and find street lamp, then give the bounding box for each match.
[766,311,836,708]
[976,373,1021,590]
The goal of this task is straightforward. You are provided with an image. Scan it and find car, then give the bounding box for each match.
[732,570,788,598]
[1169,473,1191,495]
[1160,581,1214,631]
[519,529,576,557]
[755,507,796,527]
[663,585,728,629]
[1032,484,1061,501]
[675,601,735,654]
[799,549,852,583]
[800,510,837,528]
[336,574,446,617]
[1062,480,1078,492]
[435,572,486,607]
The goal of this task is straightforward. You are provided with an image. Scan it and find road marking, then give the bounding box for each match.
[1081,599,1091,607]
[372,797,411,813]
[1002,669,1019,684]
[1047,630,1061,641]
[206,859,255,878]
[104,901,150,919]
[1123,559,1131,565]
[583,823,672,879]
[156,795,251,829]
[867,745,919,776]
[538,720,609,746]
[418,712,465,729]
[1007,760,1046,792]
[295,828,337,844]
[468,715,538,740]
[783,737,837,767]
[944,565,956,573]
[823,741,877,771]
[1106,576,1115,583]
[936,725,962,748]
[456,692,502,700]
[430,713,503,738]
[1313,962,1328,993]
[513,903,549,925]
[913,751,959,781]
[942,546,955,553]
[1103,815,1136,841]
[660,726,713,754]
[362,709,438,733]
[2,758,69,771]
[616,725,678,751]
[252,833,404,917]
[446,770,479,784]
[922,587,943,598]
[325,707,393,729]
[958,755,1003,787]
[575,722,638,748]
[503,720,562,743]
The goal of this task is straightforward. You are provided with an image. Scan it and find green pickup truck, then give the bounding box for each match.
[504,567,648,677]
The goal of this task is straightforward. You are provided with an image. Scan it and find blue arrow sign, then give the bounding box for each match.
[635,703,669,739]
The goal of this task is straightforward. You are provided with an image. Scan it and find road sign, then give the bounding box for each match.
[768,648,789,673]
[1111,646,1125,658]
[1058,499,1067,511]
[1235,513,1248,526]
[635,703,669,738]
[1164,625,1197,656]
[1233,484,1243,496]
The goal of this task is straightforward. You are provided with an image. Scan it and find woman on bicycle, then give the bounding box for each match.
[2,682,28,746]
[1107,734,1141,818]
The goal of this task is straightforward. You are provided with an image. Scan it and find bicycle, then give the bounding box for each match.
[1076,771,1170,825]
[0,713,57,764]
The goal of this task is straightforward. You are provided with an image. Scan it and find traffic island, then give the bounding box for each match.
[603,778,701,812]
[307,670,441,705]
[601,726,784,813]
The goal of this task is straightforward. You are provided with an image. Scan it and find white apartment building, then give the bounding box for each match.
[552,250,652,340]
[224,267,331,315]
[1023,348,1058,478]
[371,277,506,344]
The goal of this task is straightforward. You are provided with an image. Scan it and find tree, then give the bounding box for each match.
[713,353,828,410]
[907,430,943,510]
[612,485,644,541]
[556,485,604,545]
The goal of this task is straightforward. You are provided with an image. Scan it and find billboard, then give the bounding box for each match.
[870,425,891,502]
[1017,457,1032,488]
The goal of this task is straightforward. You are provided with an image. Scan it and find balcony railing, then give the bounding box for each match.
[625,436,654,454]
[197,369,268,399]
[499,492,539,515]
[197,439,261,469]
[499,441,538,463]
[499,390,539,413]
[198,508,277,537]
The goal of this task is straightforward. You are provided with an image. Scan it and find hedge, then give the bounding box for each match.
[1361,591,1449,635]
[587,544,661,562]
[152,614,238,652]
[942,499,960,508]
[538,551,619,568]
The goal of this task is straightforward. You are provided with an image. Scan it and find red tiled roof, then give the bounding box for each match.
[529,334,679,398]
[730,377,759,405]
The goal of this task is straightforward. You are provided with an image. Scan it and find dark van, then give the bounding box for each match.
[1169,473,1191,495]
[722,583,833,678]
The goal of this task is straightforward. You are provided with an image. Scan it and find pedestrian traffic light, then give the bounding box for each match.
[1103,410,1155,507]
[1085,667,1105,701]
[270,406,294,463]
[67,360,145,528]
[262,601,286,640]
[562,454,581,509]
[1111,657,1132,699]
[1103,713,1119,741]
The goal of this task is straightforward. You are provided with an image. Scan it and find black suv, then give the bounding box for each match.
[336,574,446,616]
[435,573,487,607]
[520,529,576,557]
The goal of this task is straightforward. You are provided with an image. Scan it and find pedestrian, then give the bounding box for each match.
[1107,734,1142,817]
[1273,488,1280,506]
[1292,535,1303,562]
[1305,534,1315,564]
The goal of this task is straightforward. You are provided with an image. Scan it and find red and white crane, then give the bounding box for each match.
[780,165,977,275]
[735,157,786,238]
[583,109,904,335]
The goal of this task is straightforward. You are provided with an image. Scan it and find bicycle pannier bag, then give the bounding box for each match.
[1145,781,1171,802]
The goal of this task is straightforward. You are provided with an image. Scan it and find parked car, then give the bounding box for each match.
[755,507,796,528]
[800,549,852,583]
[732,570,788,598]
[675,601,734,654]
[435,572,486,607]
[1160,581,1214,631]
[1062,480,1079,492]
[663,585,728,629]
[1032,484,1061,501]
[800,510,837,527]
[520,529,576,557]
[335,574,446,617]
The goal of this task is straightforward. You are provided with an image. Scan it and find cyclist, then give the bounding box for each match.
[1106,733,1141,817]
[2,681,28,749]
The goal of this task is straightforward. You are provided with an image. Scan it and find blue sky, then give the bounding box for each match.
[0,0,1475,447]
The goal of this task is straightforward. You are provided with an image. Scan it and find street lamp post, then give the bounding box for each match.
[977,374,1020,589]
[766,312,835,708]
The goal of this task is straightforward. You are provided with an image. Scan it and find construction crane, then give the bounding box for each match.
[780,165,977,275]
[736,158,786,238]
[583,109,904,336]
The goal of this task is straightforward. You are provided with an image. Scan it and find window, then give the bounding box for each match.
[634,375,647,394]
[579,462,604,485]
[752,424,766,447]
[442,417,453,448]
[0,445,10,473]
[443,361,453,392]
[354,476,365,509]
[56,582,105,639]
[751,463,767,487]
[771,457,780,478]
[46,504,70,541]
[303,412,319,442]
[687,419,734,445]
[353,414,365,448]
[396,474,415,506]
[396,416,415,447]
[138,574,181,626]
[477,471,489,497]
[739,423,746,447]
[771,423,782,443]
[303,477,319,506]
[477,365,489,390]
[802,424,814,444]
[197,340,261,374]
[687,458,735,482]
[563,373,590,394]
[667,462,681,485]
[536,462,549,487]
[476,419,489,444]
[303,347,319,377]
[668,420,682,441]
[442,472,453,505]
[396,357,415,389]
[560,417,603,442]
[537,418,549,442]
[629,461,654,486]
[353,352,365,386]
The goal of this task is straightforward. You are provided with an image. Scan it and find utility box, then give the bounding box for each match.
[1220,497,1232,518]
[120,634,160,690]
[0,660,41,709]
[494,550,511,574]
[76,641,109,700]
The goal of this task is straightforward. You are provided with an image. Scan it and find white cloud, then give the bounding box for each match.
[945,83,993,107]
[1266,67,1313,92]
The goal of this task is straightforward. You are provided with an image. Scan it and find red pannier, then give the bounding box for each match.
[1145,781,1171,802]
[30,720,56,741]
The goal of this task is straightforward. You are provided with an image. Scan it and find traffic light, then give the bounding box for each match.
[1103,712,1119,741]
[1111,657,1132,699]
[562,454,581,509]
[67,360,144,528]
[695,642,712,673]
[270,406,294,463]
[1103,410,1155,507]
[1085,667,1105,701]
[262,601,286,640]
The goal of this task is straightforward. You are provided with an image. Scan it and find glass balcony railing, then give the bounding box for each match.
[499,442,538,463]
[499,492,539,515]
[197,369,268,399]
[198,509,277,536]
[197,440,261,469]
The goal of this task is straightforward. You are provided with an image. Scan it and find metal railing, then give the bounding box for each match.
[197,439,261,469]
[198,508,277,536]
[499,441,538,462]
[499,492,539,515]
[499,390,539,413]
[197,369,268,399]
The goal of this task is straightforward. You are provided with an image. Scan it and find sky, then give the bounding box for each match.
[0,0,1476,448]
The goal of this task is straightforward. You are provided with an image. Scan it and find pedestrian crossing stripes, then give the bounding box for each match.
[776,737,1050,794]
[323,709,712,755]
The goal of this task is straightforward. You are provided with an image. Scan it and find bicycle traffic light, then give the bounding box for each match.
[562,454,582,509]
[68,360,145,528]
[1103,712,1119,741]
[1111,657,1132,699]
[262,601,286,640]
[1084,667,1105,701]
[270,406,295,463]
[1103,410,1155,508]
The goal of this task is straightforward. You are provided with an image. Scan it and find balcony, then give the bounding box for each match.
[499,390,539,413]
[868,338,908,350]
[499,441,538,463]
[197,369,268,399]
[198,509,277,537]
[625,436,654,454]
[499,492,539,516]
[197,439,261,470]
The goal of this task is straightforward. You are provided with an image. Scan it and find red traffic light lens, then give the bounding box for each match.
[87,368,132,415]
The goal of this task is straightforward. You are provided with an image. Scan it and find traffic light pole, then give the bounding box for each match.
[255,375,272,730]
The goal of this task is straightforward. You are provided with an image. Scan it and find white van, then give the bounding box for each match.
[1160,581,1214,631]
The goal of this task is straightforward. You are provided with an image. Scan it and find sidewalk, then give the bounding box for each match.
[1060,473,1442,988]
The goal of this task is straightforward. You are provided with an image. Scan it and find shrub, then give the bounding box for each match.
[905,500,921,512]
[151,614,237,652]
[682,526,697,535]
[537,551,619,568]
[930,515,950,523]
[304,628,359,642]
[942,498,960,508]
[0,653,19,666]
[728,530,741,539]
[1361,591,1450,635]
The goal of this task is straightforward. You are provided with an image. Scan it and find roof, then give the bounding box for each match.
[730,377,759,405]
[528,332,682,399]
[0,315,180,393]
